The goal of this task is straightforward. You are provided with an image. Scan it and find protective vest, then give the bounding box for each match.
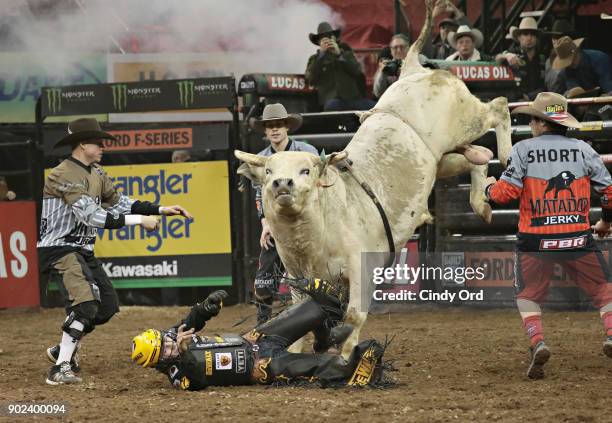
[165,334,254,390]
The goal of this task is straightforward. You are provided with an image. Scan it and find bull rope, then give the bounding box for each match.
[335,160,396,268]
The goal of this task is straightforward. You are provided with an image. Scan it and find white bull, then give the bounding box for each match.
[236,0,511,358]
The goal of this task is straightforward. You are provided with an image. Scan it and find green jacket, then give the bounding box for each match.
[305,42,366,106]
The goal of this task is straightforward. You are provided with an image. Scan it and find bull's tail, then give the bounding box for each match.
[399,0,436,78]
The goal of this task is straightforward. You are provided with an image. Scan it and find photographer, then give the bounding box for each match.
[495,17,546,101]
[373,33,411,98]
[305,22,375,111]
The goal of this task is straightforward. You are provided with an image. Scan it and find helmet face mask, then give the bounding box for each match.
[131,329,181,368]
[131,329,163,368]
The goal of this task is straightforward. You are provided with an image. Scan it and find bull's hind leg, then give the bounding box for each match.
[437,154,492,223]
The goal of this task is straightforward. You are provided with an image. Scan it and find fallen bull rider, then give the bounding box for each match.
[131,281,389,390]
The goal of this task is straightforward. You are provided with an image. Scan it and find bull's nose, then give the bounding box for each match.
[272,178,294,194]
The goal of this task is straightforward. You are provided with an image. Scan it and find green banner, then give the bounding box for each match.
[0,52,106,123]
[41,77,235,118]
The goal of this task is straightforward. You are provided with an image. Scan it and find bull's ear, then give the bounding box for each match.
[235,150,266,185]
[327,150,348,166]
[317,150,349,187]
[317,150,349,176]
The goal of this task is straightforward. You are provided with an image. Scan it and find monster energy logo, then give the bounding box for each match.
[46,88,62,113]
[111,84,127,111]
[177,81,195,108]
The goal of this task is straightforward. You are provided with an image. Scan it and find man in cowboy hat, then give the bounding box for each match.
[445,25,490,61]
[543,19,576,92]
[427,0,470,60]
[484,92,612,379]
[305,22,375,111]
[495,17,546,100]
[247,103,318,324]
[38,117,192,385]
[552,36,612,95]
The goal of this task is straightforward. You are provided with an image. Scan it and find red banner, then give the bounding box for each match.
[266,75,315,93]
[449,65,515,82]
[105,128,193,152]
[0,201,40,308]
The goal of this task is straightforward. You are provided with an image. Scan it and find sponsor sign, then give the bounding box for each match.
[265,74,314,92]
[205,351,213,376]
[0,201,40,308]
[215,352,233,370]
[0,52,106,123]
[95,162,230,257]
[463,252,609,288]
[41,77,234,118]
[449,65,514,82]
[540,236,587,250]
[105,128,193,151]
[236,349,246,374]
[45,161,232,288]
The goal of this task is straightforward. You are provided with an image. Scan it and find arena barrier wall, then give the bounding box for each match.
[0,201,40,308]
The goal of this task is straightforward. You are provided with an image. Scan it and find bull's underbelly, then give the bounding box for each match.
[344,113,438,246]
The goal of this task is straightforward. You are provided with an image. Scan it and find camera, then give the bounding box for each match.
[382,59,402,76]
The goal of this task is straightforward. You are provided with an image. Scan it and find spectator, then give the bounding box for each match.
[305,22,375,111]
[504,26,518,51]
[446,25,489,61]
[372,34,410,98]
[0,176,16,201]
[428,1,470,59]
[544,19,575,91]
[171,149,191,163]
[553,36,612,95]
[495,17,546,100]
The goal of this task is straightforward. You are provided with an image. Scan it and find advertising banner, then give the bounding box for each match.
[41,77,235,118]
[448,64,515,82]
[45,161,232,289]
[0,201,40,308]
[105,128,193,152]
[107,53,245,122]
[96,161,232,287]
[0,52,106,123]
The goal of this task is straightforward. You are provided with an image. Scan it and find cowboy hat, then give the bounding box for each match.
[250,103,303,133]
[512,17,541,40]
[511,92,581,128]
[566,86,601,99]
[552,36,584,69]
[545,19,573,37]
[54,118,115,149]
[505,26,518,40]
[309,22,341,46]
[448,25,483,49]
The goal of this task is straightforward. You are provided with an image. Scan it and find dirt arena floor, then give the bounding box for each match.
[0,304,610,423]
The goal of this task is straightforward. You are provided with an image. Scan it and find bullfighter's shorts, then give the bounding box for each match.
[514,250,612,307]
[47,249,119,317]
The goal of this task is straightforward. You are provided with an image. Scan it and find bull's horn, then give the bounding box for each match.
[234,150,266,166]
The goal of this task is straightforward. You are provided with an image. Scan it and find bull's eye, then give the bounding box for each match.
[300,168,310,175]
[265,169,272,175]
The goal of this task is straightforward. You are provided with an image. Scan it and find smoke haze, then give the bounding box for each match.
[0,0,342,76]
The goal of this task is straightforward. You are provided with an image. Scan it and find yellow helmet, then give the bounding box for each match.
[131,329,162,368]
